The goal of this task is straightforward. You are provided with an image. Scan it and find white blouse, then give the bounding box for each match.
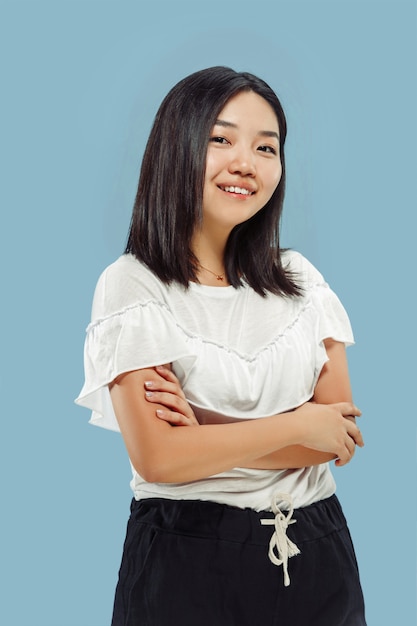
[76,250,354,512]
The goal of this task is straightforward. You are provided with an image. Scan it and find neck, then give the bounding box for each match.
[191,229,229,286]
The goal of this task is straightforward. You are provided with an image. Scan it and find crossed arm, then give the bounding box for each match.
[109,339,363,483]
[243,338,357,469]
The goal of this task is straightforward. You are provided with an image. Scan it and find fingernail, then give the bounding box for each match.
[144,381,154,388]
[145,391,154,398]
[156,409,165,417]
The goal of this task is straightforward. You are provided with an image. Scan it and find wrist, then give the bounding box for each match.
[289,405,313,447]
[274,410,305,448]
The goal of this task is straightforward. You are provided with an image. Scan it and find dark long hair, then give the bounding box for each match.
[125,66,301,296]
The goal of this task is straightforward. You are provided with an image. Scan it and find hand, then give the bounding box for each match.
[294,402,364,467]
[144,365,199,427]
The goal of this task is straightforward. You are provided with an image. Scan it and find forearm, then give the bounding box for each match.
[111,365,362,483]
[112,384,302,483]
[243,340,357,471]
[141,418,308,483]
[241,446,336,470]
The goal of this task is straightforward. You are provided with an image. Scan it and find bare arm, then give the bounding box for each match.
[109,359,362,483]
[150,339,361,470]
[312,338,353,405]
[243,338,358,469]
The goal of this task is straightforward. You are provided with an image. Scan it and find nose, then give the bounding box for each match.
[228,146,256,177]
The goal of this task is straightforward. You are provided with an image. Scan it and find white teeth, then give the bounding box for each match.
[222,186,252,195]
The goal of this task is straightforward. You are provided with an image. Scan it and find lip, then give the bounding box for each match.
[217,183,257,196]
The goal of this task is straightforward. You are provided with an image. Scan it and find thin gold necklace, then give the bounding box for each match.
[199,264,225,281]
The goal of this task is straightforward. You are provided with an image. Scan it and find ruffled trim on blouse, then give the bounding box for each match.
[309,281,354,347]
[75,258,354,431]
[75,299,197,431]
[175,283,353,421]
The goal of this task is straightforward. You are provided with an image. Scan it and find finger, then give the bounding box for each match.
[156,409,199,427]
[334,451,349,467]
[153,369,186,395]
[155,365,178,383]
[346,421,364,447]
[335,442,354,467]
[144,379,186,400]
[356,429,364,447]
[145,390,196,421]
[345,435,356,459]
[344,415,356,424]
[335,427,363,467]
[335,402,362,418]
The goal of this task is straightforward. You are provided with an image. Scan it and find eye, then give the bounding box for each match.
[209,136,230,145]
[257,145,277,155]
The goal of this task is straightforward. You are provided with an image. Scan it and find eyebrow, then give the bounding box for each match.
[214,119,280,141]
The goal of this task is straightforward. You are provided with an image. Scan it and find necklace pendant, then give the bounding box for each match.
[199,263,225,282]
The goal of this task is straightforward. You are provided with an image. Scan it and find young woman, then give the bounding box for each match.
[76,66,366,625]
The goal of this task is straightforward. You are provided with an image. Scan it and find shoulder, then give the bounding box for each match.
[97,253,160,290]
[282,250,354,342]
[91,254,170,320]
[281,250,326,289]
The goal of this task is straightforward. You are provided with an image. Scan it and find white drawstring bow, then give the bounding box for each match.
[260,493,300,587]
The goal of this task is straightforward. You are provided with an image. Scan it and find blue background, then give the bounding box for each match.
[1,1,416,624]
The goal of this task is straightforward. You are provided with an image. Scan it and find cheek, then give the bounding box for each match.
[204,150,222,179]
[269,163,283,191]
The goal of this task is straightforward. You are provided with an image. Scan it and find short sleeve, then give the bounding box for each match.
[287,251,354,347]
[75,256,196,431]
[310,282,354,346]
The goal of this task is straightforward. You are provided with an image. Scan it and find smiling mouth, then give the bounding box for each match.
[218,185,255,196]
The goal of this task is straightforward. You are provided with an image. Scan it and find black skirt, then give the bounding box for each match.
[111,494,366,626]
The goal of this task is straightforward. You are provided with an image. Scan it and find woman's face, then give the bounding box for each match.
[202,90,282,236]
